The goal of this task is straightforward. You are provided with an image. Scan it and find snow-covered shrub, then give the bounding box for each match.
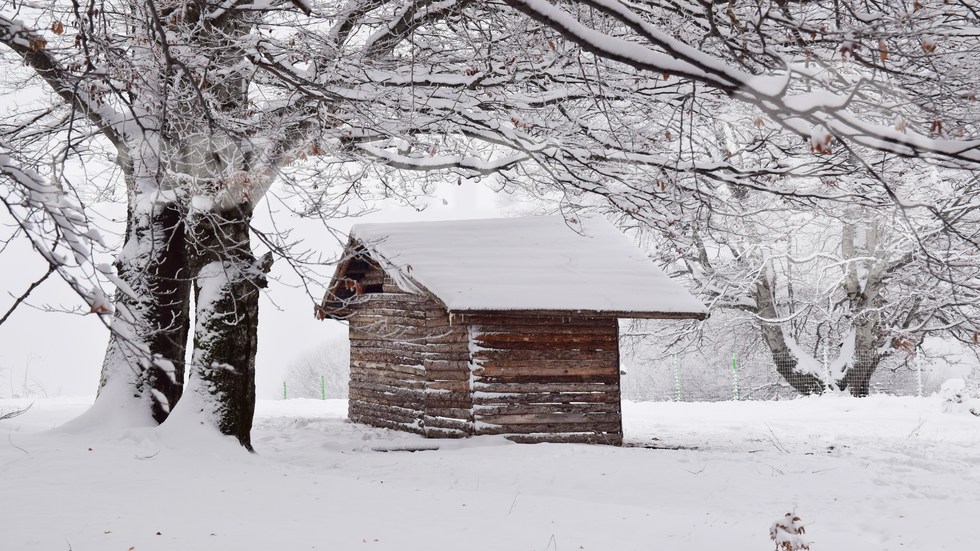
[940,379,980,415]
[770,513,810,551]
[941,379,967,403]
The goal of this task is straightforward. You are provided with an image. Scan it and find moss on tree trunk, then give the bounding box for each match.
[186,204,268,450]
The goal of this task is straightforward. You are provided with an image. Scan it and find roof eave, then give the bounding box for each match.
[448,309,708,320]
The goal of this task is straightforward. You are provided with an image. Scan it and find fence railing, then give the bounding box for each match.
[621,350,953,402]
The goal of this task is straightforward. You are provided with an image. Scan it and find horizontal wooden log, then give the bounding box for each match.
[424,369,470,382]
[473,349,618,363]
[423,426,469,439]
[426,379,470,392]
[350,350,421,365]
[350,364,423,379]
[460,315,614,326]
[350,399,423,423]
[424,407,473,420]
[422,415,473,432]
[424,391,473,409]
[350,331,428,343]
[352,339,428,353]
[350,342,427,355]
[421,350,470,363]
[350,382,424,401]
[350,307,429,320]
[473,331,618,346]
[349,376,425,393]
[351,361,425,377]
[350,379,425,395]
[349,379,426,396]
[423,359,471,372]
[473,381,619,394]
[424,329,468,344]
[473,402,621,416]
[472,357,616,370]
[472,340,617,352]
[350,329,469,352]
[506,432,623,445]
[350,388,424,410]
[349,414,425,436]
[473,364,617,379]
[476,411,621,426]
[356,293,435,306]
[471,324,618,336]
[350,398,419,419]
[350,328,425,346]
[350,382,424,397]
[474,421,623,435]
[349,315,429,329]
[475,374,620,385]
[474,361,616,374]
[349,378,425,394]
[473,392,620,405]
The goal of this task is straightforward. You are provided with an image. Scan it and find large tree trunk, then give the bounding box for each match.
[839,216,886,397]
[839,318,882,397]
[752,274,826,395]
[176,204,269,450]
[95,196,191,424]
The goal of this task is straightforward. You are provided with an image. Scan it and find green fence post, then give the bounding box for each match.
[321,374,326,400]
[283,380,287,400]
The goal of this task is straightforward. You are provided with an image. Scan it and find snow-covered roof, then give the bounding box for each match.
[342,215,706,318]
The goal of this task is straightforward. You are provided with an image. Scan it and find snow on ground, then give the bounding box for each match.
[1,395,978,550]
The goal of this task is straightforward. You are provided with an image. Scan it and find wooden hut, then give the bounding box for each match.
[316,216,707,444]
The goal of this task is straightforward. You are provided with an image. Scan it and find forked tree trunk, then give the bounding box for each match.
[97,197,192,423]
[752,275,826,395]
[839,217,886,397]
[182,204,269,450]
[840,319,881,397]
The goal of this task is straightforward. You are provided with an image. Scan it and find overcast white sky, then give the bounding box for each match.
[0,177,510,399]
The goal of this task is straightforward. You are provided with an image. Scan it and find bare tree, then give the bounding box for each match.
[2,1,978,447]
[640,164,980,397]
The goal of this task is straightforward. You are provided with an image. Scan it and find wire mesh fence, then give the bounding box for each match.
[281,332,972,403]
[620,348,959,402]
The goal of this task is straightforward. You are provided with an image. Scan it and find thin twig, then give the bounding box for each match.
[0,402,32,421]
[7,429,30,455]
[0,264,55,327]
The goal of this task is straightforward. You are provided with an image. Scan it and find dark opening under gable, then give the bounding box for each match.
[316,241,391,319]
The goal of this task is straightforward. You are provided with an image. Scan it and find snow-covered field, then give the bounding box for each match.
[1,395,978,550]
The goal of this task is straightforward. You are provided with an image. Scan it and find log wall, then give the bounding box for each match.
[347,271,473,438]
[344,267,624,444]
[464,314,623,445]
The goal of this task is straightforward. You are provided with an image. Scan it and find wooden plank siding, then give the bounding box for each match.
[468,315,623,445]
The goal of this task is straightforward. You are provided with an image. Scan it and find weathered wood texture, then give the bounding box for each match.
[347,269,472,438]
[470,315,622,445]
[342,265,624,445]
